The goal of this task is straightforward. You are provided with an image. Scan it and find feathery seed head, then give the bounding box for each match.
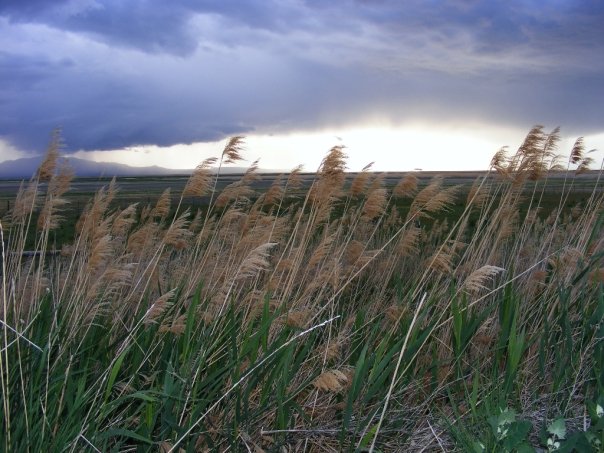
[37,128,63,182]
[152,189,171,218]
[183,157,216,197]
[463,265,505,294]
[222,136,245,164]
[394,173,418,198]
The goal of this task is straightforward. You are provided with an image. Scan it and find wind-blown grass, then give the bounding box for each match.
[1,126,603,451]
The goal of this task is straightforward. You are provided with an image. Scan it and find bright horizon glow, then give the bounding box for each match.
[63,125,604,173]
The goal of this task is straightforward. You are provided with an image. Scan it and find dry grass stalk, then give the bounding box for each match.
[37,128,62,182]
[349,162,373,197]
[222,136,245,164]
[242,159,261,184]
[264,175,284,206]
[428,247,453,275]
[362,187,387,221]
[287,164,304,190]
[344,240,364,266]
[144,288,176,324]
[423,186,458,217]
[394,173,418,198]
[324,338,343,361]
[320,145,347,178]
[214,181,255,208]
[88,234,113,275]
[312,145,347,202]
[408,176,442,219]
[183,157,217,197]
[570,137,585,164]
[490,147,509,176]
[467,180,489,208]
[11,182,38,225]
[159,314,186,335]
[164,211,192,249]
[398,225,421,257]
[463,265,505,294]
[308,233,336,268]
[111,204,138,238]
[236,242,278,281]
[37,196,69,231]
[187,209,203,233]
[285,309,312,328]
[49,159,74,197]
[152,189,171,218]
[313,369,348,392]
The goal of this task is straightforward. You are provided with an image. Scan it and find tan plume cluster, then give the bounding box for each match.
[407,177,457,220]
[463,265,505,294]
[164,211,193,249]
[349,162,374,197]
[111,203,139,238]
[264,175,284,206]
[222,136,245,164]
[361,187,387,221]
[286,164,304,190]
[10,182,38,225]
[37,128,63,182]
[48,159,74,197]
[313,369,349,392]
[490,125,565,182]
[144,288,176,324]
[569,137,595,175]
[214,181,255,208]
[467,180,489,209]
[394,173,418,198]
[311,145,348,202]
[37,196,68,231]
[398,225,421,257]
[183,157,217,197]
[151,189,171,218]
[236,242,278,281]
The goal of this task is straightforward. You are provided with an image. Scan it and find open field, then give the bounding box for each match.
[1,170,601,214]
[1,130,604,451]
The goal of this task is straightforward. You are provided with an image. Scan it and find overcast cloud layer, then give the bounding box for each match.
[1,0,603,156]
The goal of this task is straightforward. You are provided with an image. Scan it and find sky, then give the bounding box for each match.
[1,0,603,172]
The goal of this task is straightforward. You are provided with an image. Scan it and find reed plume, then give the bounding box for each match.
[462,265,505,294]
[361,187,387,221]
[37,128,62,182]
[183,157,217,197]
[236,242,278,281]
[393,173,418,198]
[264,175,284,206]
[48,159,74,197]
[313,369,348,392]
[222,136,245,164]
[152,189,171,218]
[144,288,176,325]
[350,162,373,197]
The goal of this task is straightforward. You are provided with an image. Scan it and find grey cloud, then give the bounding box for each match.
[0,0,303,56]
[0,0,602,155]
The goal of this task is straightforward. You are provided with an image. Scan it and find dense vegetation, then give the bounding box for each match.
[1,126,603,451]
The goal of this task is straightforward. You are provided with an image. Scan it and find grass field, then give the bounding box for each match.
[1,127,603,451]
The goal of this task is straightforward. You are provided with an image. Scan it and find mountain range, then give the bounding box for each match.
[0,156,249,179]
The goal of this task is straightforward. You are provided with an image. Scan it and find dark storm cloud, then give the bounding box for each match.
[0,0,300,55]
[0,0,603,155]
